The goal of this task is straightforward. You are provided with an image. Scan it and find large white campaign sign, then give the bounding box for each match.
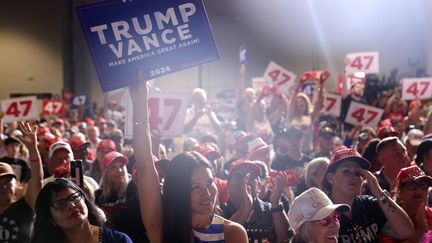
[263,61,297,94]
[402,77,432,100]
[2,96,38,123]
[345,101,384,127]
[125,90,190,138]
[320,93,342,117]
[345,52,379,75]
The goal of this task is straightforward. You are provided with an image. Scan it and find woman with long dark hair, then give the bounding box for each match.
[31,178,132,243]
[130,78,247,243]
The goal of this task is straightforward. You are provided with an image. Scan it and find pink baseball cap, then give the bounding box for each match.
[102,151,128,168]
[97,139,117,152]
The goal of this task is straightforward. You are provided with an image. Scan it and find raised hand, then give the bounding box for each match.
[130,70,150,106]
[16,121,38,149]
[240,173,253,208]
[270,172,287,207]
[362,169,383,198]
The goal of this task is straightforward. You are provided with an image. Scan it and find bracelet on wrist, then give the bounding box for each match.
[133,120,149,126]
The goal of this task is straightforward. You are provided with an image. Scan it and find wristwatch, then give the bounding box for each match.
[271,204,284,213]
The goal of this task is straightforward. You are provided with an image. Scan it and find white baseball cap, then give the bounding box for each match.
[288,187,350,233]
[48,141,74,160]
[404,129,424,146]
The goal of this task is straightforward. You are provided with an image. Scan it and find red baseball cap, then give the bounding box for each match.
[97,139,117,152]
[328,148,371,172]
[96,118,107,125]
[229,159,262,178]
[247,137,270,157]
[102,151,128,168]
[85,118,95,126]
[194,143,221,161]
[396,165,432,186]
[54,118,64,125]
[232,131,254,146]
[376,126,399,139]
[37,126,51,136]
[70,135,90,149]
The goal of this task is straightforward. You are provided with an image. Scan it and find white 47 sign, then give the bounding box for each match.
[402,78,432,100]
[345,52,379,75]
[263,61,297,94]
[125,91,190,138]
[1,96,38,123]
[345,102,384,127]
[320,93,341,117]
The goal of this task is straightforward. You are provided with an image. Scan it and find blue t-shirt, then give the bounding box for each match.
[101,227,133,243]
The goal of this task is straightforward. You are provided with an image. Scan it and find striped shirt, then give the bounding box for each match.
[193,214,225,243]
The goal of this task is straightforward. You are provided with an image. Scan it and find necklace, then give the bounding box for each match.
[98,226,103,243]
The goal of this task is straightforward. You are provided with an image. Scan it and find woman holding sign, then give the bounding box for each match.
[130,76,248,243]
[285,73,324,153]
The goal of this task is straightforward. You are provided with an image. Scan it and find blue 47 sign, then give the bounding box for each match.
[76,0,219,92]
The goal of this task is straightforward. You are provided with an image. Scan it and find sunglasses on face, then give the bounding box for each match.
[318,212,340,227]
[400,181,430,191]
[51,191,83,210]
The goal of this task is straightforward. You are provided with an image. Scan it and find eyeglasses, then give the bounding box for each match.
[51,191,83,210]
[400,181,430,191]
[318,212,340,227]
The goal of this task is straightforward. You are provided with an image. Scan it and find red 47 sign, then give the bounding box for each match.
[42,99,65,115]
[345,52,379,75]
[320,93,341,117]
[345,102,384,127]
[1,96,38,123]
[263,61,297,94]
[402,78,432,100]
[125,91,190,139]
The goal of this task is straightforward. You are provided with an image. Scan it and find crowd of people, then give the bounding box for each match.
[2,69,432,243]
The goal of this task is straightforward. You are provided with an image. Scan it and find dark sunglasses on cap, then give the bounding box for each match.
[51,191,83,210]
[400,181,430,191]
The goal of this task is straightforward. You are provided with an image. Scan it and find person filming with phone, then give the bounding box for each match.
[43,141,99,202]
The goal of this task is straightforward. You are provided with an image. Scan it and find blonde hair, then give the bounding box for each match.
[305,157,330,188]
[296,92,312,115]
[192,88,207,101]
[86,126,100,138]
[99,163,130,202]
